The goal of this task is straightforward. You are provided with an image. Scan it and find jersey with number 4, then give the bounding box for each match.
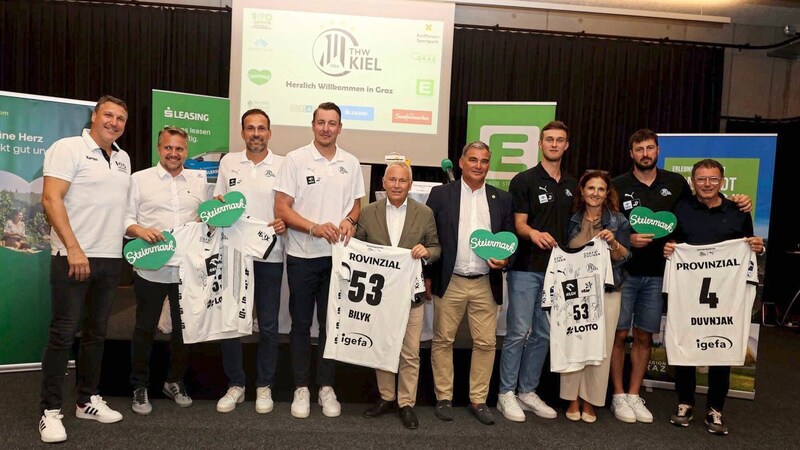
[324,239,424,373]
[167,217,276,344]
[542,237,614,373]
[663,239,757,366]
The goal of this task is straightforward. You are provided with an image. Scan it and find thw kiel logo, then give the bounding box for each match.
[312,28,382,77]
[313,29,357,76]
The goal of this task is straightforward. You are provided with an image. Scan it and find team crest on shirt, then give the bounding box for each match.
[229,178,239,187]
[265,169,276,177]
[306,175,318,185]
[660,188,673,197]
[114,161,128,173]
[565,189,573,197]
[339,167,348,175]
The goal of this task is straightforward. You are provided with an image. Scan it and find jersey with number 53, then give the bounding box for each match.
[663,239,758,366]
[324,239,424,373]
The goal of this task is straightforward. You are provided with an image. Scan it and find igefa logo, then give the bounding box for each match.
[340,332,373,348]
[312,28,382,77]
[480,126,540,190]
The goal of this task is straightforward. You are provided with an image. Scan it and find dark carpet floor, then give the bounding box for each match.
[4,324,799,448]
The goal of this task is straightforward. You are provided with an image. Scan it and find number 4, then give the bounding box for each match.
[698,277,719,309]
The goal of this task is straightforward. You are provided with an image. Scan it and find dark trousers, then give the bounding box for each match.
[129,274,186,389]
[40,256,121,412]
[286,255,334,388]
[675,365,731,411]
[221,261,283,387]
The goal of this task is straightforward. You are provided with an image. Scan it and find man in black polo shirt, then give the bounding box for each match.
[496,120,578,422]
[664,158,764,435]
[609,129,750,424]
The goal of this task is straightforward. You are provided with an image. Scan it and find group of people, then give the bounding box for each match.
[35,95,765,444]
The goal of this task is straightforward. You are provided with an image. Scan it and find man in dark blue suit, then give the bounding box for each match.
[426,141,515,425]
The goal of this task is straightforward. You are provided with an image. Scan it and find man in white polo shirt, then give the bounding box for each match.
[274,102,365,419]
[39,96,131,443]
[214,109,287,415]
[125,126,209,416]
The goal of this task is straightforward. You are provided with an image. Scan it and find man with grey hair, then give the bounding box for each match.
[426,141,514,425]
[357,162,440,429]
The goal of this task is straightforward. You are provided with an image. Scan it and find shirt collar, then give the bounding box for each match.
[385,197,408,210]
[155,162,185,180]
[461,179,486,196]
[239,149,273,166]
[309,141,343,162]
[81,129,120,153]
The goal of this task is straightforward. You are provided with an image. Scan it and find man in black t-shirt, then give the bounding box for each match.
[496,121,578,423]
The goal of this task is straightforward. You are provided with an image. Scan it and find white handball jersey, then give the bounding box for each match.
[167,217,277,344]
[542,237,614,373]
[324,239,424,373]
[663,238,758,366]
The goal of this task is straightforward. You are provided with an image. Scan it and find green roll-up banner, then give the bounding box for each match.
[0,91,95,370]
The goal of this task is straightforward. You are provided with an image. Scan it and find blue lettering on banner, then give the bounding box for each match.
[340,105,375,121]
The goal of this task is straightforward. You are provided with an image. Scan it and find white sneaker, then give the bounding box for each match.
[517,391,557,419]
[216,386,245,413]
[256,387,274,414]
[496,391,526,422]
[291,387,311,418]
[39,409,67,443]
[611,394,636,423]
[318,386,341,418]
[76,395,123,423]
[163,382,193,408]
[626,394,654,423]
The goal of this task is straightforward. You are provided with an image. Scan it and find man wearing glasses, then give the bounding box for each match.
[610,130,750,424]
[663,158,764,435]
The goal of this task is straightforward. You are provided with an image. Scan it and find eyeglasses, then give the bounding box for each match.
[694,176,721,185]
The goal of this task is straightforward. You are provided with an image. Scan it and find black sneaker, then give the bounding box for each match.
[705,408,728,436]
[670,403,693,427]
[132,387,152,415]
[435,400,453,421]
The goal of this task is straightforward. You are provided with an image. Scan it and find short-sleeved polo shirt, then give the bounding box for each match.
[509,163,578,272]
[273,142,365,258]
[612,168,691,276]
[43,129,131,258]
[215,149,285,263]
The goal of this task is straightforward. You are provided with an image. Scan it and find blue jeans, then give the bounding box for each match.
[617,276,664,334]
[498,270,549,394]
[221,261,283,387]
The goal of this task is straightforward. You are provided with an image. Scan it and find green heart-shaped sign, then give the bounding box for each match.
[469,229,518,261]
[199,191,247,227]
[124,231,176,270]
[628,206,677,239]
[248,69,272,85]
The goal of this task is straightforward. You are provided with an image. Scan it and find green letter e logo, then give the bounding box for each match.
[479,126,539,190]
